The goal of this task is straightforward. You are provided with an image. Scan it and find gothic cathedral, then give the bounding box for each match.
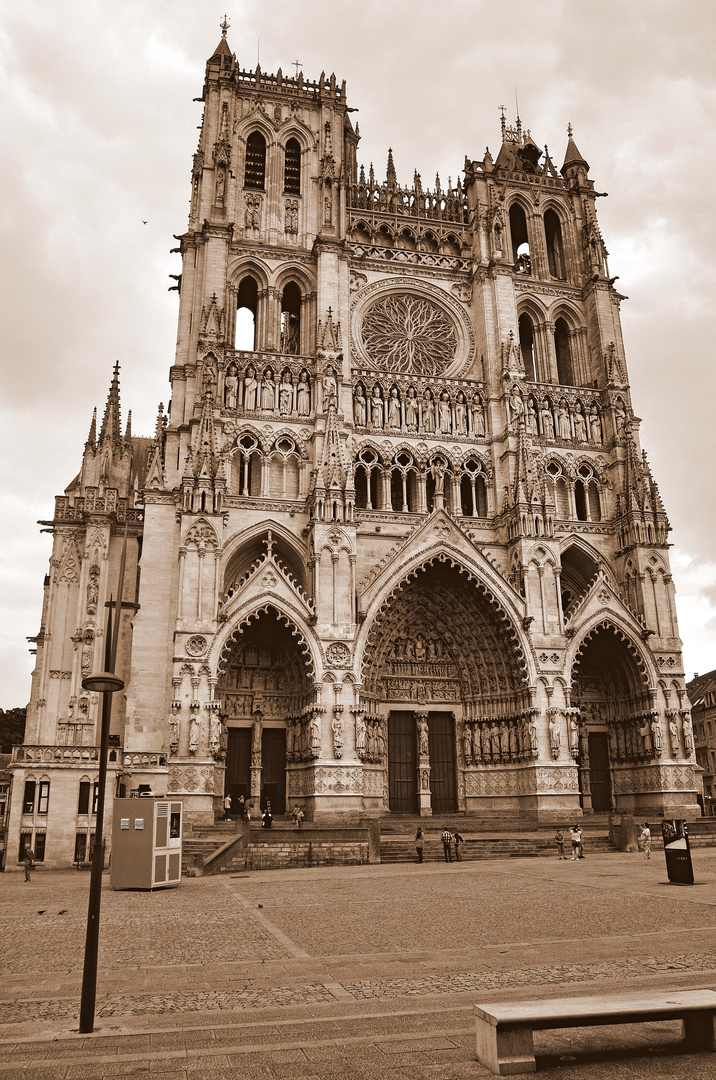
[10,26,698,867]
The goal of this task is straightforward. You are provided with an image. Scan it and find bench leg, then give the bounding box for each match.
[476,1020,536,1075]
[682,1012,716,1051]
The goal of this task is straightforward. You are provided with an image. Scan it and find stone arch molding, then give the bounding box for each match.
[212,598,319,682]
[565,612,657,693]
[350,276,475,378]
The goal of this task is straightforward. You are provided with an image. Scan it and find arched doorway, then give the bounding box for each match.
[362,560,529,814]
[571,624,652,812]
[219,608,312,813]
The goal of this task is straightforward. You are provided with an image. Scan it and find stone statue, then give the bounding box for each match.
[353,385,366,426]
[355,713,366,757]
[332,713,343,758]
[244,366,258,410]
[417,714,429,758]
[405,387,418,429]
[282,312,299,354]
[296,371,311,415]
[168,713,180,750]
[189,715,200,754]
[556,401,571,439]
[209,714,222,756]
[279,374,293,415]
[526,397,538,435]
[650,715,662,754]
[614,402,626,430]
[669,715,679,757]
[682,713,694,753]
[589,404,603,443]
[540,400,555,438]
[224,363,238,409]
[310,713,321,754]
[422,389,436,432]
[371,388,384,428]
[471,394,485,436]
[375,721,386,759]
[462,722,473,764]
[438,391,451,433]
[510,388,524,427]
[574,404,587,442]
[388,386,401,428]
[430,457,447,495]
[569,715,579,755]
[455,392,467,435]
[261,371,276,410]
[549,714,560,757]
[322,367,337,410]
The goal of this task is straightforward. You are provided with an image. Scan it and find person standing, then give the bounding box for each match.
[453,830,464,862]
[22,843,35,882]
[415,826,424,863]
[223,792,232,820]
[237,794,245,820]
[441,826,453,863]
[291,805,304,829]
[554,830,565,859]
[569,824,583,860]
[639,822,652,861]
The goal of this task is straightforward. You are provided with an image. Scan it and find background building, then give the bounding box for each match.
[7,26,700,867]
[687,670,716,815]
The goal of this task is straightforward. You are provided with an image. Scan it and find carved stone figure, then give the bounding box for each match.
[371,388,384,428]
[574,404,587,442]
[417,714,429,758]
[244,366,258,410]
[589,405,603,443]
[510,388,524,427]
[355,713,366,757]
[296,371,310,415]
[682,713,694,753]
[471,394,485,436]
[556,401,571,439]
[261,371,276,410]
[549,714,560,757]
[455,392,467,435]
[569,715,580,755]
[215,169,225,201]
[438,391,451,433]
[540,400,555,438]
[322,367,337,409]
[669,715,679,757]
[405,387,418,429]
[430,457,447,495]
[282,313,299,354]
[224,363,238,409]
[209,714,222,756]
[311,713,321,754]
[353,385,366,426]
[525,398,538,435]
[462,722,473,763]
[169,714,180,750]
[332,713,343,758]
[279,374,293,415]
[388,386,401,427]
[189,715,200,754]
[86,564,100,615]
[422,389,435,432]
[375,721,386,759]
[650,716,662,754]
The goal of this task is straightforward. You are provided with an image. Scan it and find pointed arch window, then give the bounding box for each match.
[518,313,536,381]
[236,276,258,350]
[280,282,301,354]
[460,459,488,517]
[554,318,575,386]
[509,203,531,273]
[283,138,301,194]
[544,209,566,279]
[244,131,266,190]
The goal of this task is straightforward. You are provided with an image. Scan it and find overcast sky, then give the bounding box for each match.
[1,0,715,708]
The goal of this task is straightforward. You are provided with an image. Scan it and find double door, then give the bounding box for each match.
[225,727,286,812]
[388,711,457,812]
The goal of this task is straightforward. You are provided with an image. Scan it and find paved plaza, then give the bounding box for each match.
[1,849,716,1078]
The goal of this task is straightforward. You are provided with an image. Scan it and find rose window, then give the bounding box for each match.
[361,293,458,376]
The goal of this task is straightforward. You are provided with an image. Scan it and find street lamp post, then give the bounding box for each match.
[78,669,124,1034]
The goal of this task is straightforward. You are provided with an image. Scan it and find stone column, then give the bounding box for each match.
[415,709,432,816]
[250,711,263,800]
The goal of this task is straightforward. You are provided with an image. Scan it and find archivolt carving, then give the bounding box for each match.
[216,602,316,679]
[571,617,652,689]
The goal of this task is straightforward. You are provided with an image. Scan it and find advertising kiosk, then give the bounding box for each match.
[110,797,183,890]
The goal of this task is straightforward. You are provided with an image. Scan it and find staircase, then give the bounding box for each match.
[182,820,240,873]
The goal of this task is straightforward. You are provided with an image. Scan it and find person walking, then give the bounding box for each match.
[245,800,253,828]
[415,826,424,863]
[22,843,35,882]
[237,794,245,819]
[441,826,453,863]
[223,792,232,820]
[569,824,583,860]
[555,830,565,859]
[639,822,652,861]
[453,830,464,862]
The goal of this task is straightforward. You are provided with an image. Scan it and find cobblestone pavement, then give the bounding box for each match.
[1,851,715,1077]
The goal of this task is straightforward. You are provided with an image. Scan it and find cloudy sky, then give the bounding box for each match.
[1,0,714,708]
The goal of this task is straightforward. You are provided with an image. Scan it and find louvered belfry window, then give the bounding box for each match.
[284,138,301,194]
[244,131,266,190]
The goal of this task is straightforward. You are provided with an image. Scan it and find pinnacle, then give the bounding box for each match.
[99,361,122,444]
[561,124,589,174]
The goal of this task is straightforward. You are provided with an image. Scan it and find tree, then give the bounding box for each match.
[0,708,26,753]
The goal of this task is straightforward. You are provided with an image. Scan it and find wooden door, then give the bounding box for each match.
[226,728,251,805]
[588,732,612,811]
[262,728,286,813]
[388,711,417,812]
[428,712,457,813]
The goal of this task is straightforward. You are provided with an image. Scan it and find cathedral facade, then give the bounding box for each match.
[9,26,699,867]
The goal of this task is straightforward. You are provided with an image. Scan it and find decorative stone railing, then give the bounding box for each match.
[13,745,100,764]
[53,490,144,524]
[347,241,471,272]
[122,751,167,769]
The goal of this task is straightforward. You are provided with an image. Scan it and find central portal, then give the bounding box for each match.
[387,710,457,813]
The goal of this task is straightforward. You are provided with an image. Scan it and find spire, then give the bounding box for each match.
[85,407,97,452]
[209,14,232,61]
[386,147,396,187]
[124,410,132,440]
[561,122,589,175]
[99,361,122,445]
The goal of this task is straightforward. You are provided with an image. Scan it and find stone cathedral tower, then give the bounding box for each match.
[9,24,698,868]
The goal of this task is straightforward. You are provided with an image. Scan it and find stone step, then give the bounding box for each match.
[380,835,616,862]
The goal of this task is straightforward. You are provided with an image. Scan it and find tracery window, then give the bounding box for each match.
[460,459,488,517]
[268,436,301,499]
[283,138,301,194]
[554,318,575,386]
[575,464,601,522]
[354,448,382,510]
[518,313,536,381]
[509,203,531,273]
[232,434,261,496]
[389,451,419,512]
[546,461,571,519]
[235,276,258,350]
[244,131,266,190]
[280,283,301,354]
[362,293,458,376]
[544,209,566,279]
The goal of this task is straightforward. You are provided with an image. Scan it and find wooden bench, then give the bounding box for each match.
[475,989,716,1074]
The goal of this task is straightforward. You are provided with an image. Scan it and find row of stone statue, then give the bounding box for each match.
[286,712,323,760]
[168,709,224,761]
[354,383,487,436]
[509,388,605,443]
[458,716,541,765]
[607,713,693,763]
[224,364,313,415]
